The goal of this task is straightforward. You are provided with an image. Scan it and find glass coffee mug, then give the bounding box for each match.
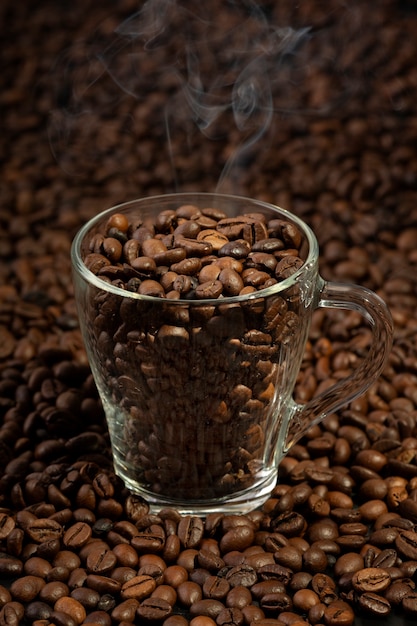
[71,193,393,516]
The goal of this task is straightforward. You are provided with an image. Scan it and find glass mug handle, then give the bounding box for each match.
[284,278,394,451]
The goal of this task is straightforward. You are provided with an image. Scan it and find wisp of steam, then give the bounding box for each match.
[50,0,350,191]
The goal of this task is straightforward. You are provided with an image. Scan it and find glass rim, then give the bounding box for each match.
[71,192,319,305]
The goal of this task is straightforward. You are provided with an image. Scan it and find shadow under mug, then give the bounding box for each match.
[71,193,393,516]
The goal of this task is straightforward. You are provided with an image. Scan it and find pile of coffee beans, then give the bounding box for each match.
[2,0,417,624]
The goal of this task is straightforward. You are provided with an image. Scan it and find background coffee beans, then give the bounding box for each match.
[2,0,417,624]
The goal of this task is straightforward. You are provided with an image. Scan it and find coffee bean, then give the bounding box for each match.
[63,522,92,548]
[178,516,204,549]
[151,586,177,609]
[131,526,165,553]
[395,529,417,560]
[220,526,255,553]
[25,600,53,621]
[225,564,257,588]
[0,514,15,540]
[164,579,192,607]
[86,544,117,574]
[357,591,391,616]
[189,598,226,619]
[23,556,52,578]
[251,580,286,601]
[120,574,156,600]
[351,568,391,593]
[9,576,45,602]
[25,519,63,543]
[260,591,293,612]
[69,587,100,611]
[136,596,173,620]
[0,602,25,626]
[54,596,86,624]
[323,600,355,626]
[385,581,415,606]
[292,588,320,612]
[402,592,417,615]
[107,599,137,623]
[82,609,112,625]
[224,585,251,610]
[372,548,397,569]
[302,546,328,573]
[257,564,292,586]
[307,519,339,543]
[203,576,230,600]
[398,498,417,523]
[85,574,121,595]
[215,606,244,625]
[271,512,306,538]
[164,616,189,626]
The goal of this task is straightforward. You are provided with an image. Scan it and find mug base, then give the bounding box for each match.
[114,464,279,517]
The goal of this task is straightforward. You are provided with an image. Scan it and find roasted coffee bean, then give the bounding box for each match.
[176,580,203,607]
[289,572,313,593]
[257,563,292,585]
[260,591,293,612]
[215,606,244,625]
[0,514,15,540]
[368,527,399,546]
[66,567,87,588]
[23,556,52,578]
[189,598,226,619]
[63,522,92,548]
[151,584,177,608]
[219,526,255,553]
[395,530,417,560]
[292,589,320,612]
[302,546,328,572]
[25,600,53,622]
[137,596,173,620]
[85,574,121,595]
[372,548,397,569]
[0,555,23,578]
[163,616,189,626]
[271,512,306,537]
[385,581,416,606]
[351,568,391,593]
[69,587,100,611]
[323,600,355,626]
[398,498,417,523]
[402,592,417,615]
[25,519,63,543]
[225,585,252,610]
[120,574,156,600]
[203,576,230,600]
[0,602,25,626]
[357,592,391,616]
[225,564,257,588]
[164,565,189,588]
[197,549,225,572]
[54,596,86,624]
[131,526,165,553]
[86,544,117,574]
[178,516,204,549]
[307,519,339,543]
[9,576,45,602]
